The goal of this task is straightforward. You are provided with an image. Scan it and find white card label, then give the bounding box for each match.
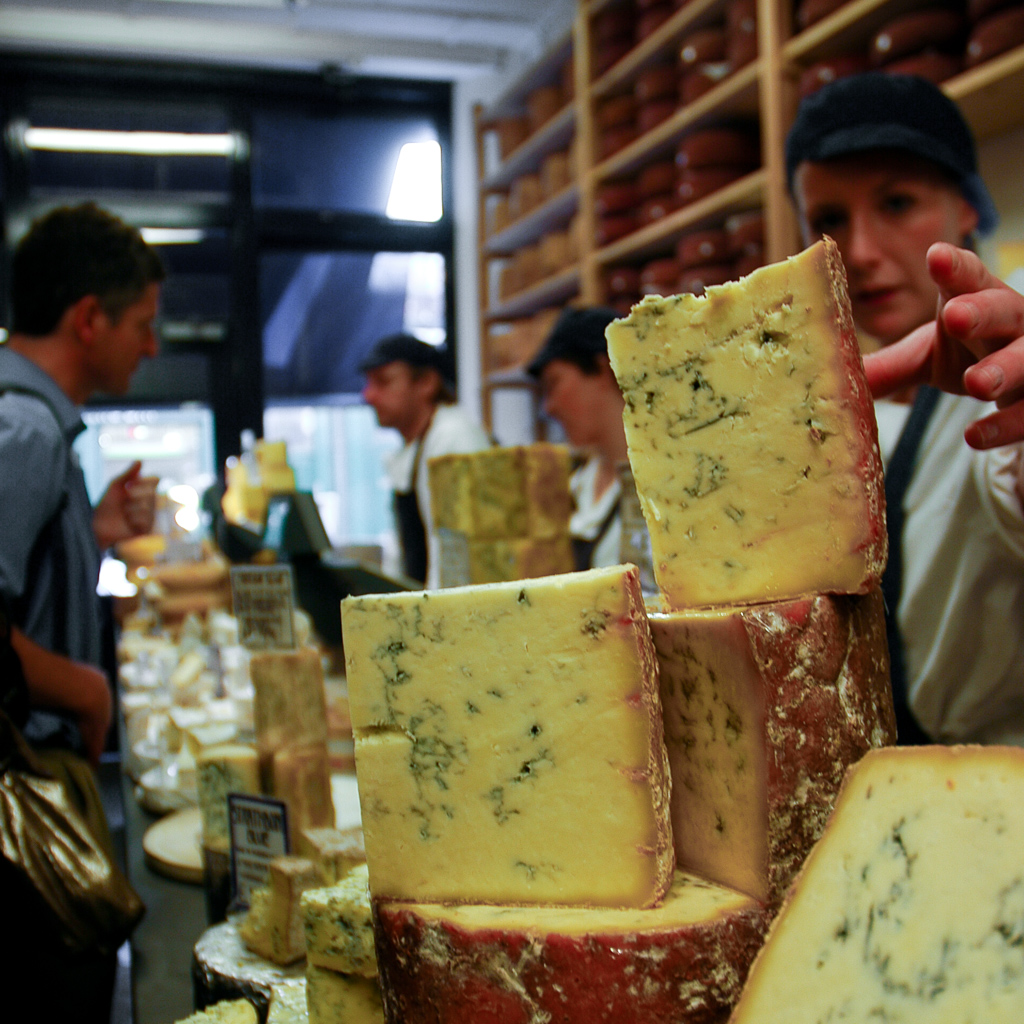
[231,565,295,649]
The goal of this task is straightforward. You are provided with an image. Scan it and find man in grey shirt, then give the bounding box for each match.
[1,202,163,764]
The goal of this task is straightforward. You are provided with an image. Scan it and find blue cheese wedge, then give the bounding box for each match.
[175,999,257,1024]
[267,979,308,1024]
[196,743,261,849]
[302,863,376,977]
[606,238,885,608]
[305,965,383,1024]
[341,564,673,908]
[729,746,1024,1022]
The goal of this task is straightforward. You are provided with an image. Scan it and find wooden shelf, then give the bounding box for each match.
[481,104,576,191]
[485,265,581,321]
[783,0,943,65]
[594,169,765,266]
[594,61,760,182]
[945,44,1024,142]
[484,185,579,256]
[591,0,732,98]
[482,30,574,121]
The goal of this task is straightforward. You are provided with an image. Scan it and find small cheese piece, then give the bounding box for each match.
[175,999,258,1024]
[306,966,384,1024]
[342,564,673,908]
[467,536,574,583]
[271,744,336,850]
[239,885,274,960]
[729,746,1024,1023]
[606,237,886,607]
[651,589,895,905]
[299,825,366,884]
[267,980,308,1024]
[196,743,261,848]
[302,863,377,977]
[251,648,329,774]
[266,856,322,966]
[373,871,770,1024]
[186,721,239,757]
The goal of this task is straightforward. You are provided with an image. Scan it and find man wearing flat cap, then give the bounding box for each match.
[360,333,490,587]
[787,72,1024,748]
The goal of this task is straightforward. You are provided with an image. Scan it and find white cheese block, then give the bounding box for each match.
[196,743,261,848]
[305,966,383,1024]
[606,237,886,608]
[266,856,321,966]
[267,979,308,1024]
[175,999,257,1024]
[302,863,376,977]
[341,564,673,908]
[729,745,1024,1022]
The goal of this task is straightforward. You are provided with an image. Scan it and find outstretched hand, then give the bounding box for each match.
[93,461,158,550]
[862,242,1024,449]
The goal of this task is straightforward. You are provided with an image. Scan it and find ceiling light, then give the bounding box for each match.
[22,126,239,157]
[386,141,442,223]
[140,227,206,245]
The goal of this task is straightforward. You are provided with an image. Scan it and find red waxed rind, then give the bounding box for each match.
[373,880,771,1024]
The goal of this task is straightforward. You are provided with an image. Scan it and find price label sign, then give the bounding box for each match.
[228,793,289,906]
[231,565,296,650]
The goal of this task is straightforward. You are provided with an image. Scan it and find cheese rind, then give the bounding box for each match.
[606,237,886,607]
[651,589,896,904]
[373,871,770,1024]
[729,746,1024,1023]
[305,966,384,1024]
[302,863,377,977]
[341,564,673,908]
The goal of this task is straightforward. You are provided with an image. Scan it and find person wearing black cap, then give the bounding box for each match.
[787,72,1024,747]
[527,307,634,571]
[360,333,490,587]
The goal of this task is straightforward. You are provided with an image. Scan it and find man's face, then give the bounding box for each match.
[88,282,161,395]
[539,358,606,449]
[362,361,431,435]
[794,152,978,346]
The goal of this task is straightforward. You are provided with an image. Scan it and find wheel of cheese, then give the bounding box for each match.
[594,38,635,76]
[595,180,639,216]
[595,213,639,246]
[599,124,639,159]
[560,57,575,99]
[968,0,1019,23]
[526,85,564,131]
[596,92,637,130]
[679,62,734,104]
[637,98,677,134]
[640,257,681,293]
[637,159,677,198]
[677,166,747,204]
[509,173,543,219]
[373,873,771,1024]
[798,53,869,97]
[727,23,759,67]
[883,49,963,83]
[727,0,757,33]
[606,265,642,295]
[637,4,675,41]
[725,208,764,254]
[966,5,1024,66]
[594,6,635,43]
[870,9,965,66]
[676,227,730,268]
[677,261,736,294]
[640,193,681,224]
[494,116,529,159]
[676,125,759,168]
[540,150,572,198]
[635,63,679,102]
[679,26,729,65]
[796,0,849,30]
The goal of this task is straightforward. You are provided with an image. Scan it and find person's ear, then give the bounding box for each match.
[68,294,106,347]
[957,195,979,246]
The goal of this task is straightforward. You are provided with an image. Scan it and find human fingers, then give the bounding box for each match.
[927,242,1002,301]
[862,322,936,398]
[963,335,1024,405]
[963,398,1024,449]
[941,287,1024,358]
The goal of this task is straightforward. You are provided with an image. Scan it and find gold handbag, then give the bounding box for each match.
[0,708,144,955]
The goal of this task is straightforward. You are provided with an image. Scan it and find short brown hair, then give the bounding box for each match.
[11,202,165,336]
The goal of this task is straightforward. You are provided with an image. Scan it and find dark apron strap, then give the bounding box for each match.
[393,432,429,585]
[572,495,620,572]
[881,385,941,745]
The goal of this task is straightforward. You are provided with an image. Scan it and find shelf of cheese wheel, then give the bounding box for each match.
[427,442,575,586]
[337,236,898,1024]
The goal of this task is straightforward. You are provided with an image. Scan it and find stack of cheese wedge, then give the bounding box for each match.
[340,239,898,1022]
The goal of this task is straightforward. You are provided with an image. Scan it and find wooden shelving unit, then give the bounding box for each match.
[474,0,1024,433]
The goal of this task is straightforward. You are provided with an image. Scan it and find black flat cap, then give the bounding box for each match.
[526,307,619,377]
[359,333,454,382]
[786,72,998,235]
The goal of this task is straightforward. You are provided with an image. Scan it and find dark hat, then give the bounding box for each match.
[359,333,454,383]
[526,307,619,377]
[785,72,998,235]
